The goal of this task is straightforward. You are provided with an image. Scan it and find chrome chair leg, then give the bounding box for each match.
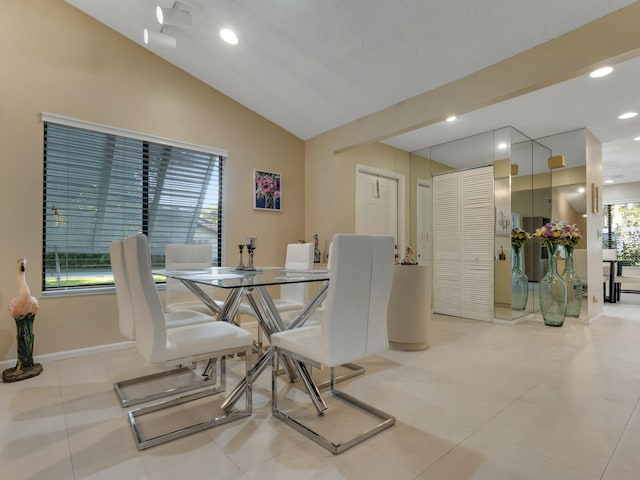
[313,362,365,390]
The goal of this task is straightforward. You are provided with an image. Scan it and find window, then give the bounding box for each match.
[42,113,226,294]
[602,202,640,265]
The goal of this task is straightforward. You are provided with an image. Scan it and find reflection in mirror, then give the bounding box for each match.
[552,172,588,319]
[512,138,552,319]
[539,129,588,320]
[413,127,519,322]
[407,126,588,323]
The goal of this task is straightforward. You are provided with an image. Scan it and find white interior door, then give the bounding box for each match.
[416,179,432,266]
[355,165,405,255]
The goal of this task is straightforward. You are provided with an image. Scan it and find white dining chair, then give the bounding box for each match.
[615,263,640,298]
[270,234,396,455]
[279,239,365,387]
[165,243,217,314]
[111,237,218,408]
[603,248,620,301]
[122,233,254,450]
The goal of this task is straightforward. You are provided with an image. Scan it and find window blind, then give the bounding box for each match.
[43,117,225,292]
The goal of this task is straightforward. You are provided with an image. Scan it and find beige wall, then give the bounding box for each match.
[603,181,640,204]
[586,130,604,317]
[330,143,411,254]
[0,1,305,361]
[305,2,640,247]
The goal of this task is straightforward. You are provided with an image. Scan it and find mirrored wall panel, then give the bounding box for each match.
[410,127,553,322]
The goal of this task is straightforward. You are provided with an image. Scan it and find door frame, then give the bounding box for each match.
[355,163,405,257]
[416,178,432,266]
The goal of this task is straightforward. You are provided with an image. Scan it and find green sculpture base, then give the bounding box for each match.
[2,313,43,382]
[3,363,43,382]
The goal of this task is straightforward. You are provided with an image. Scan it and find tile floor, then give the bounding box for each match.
[1,298,640,480]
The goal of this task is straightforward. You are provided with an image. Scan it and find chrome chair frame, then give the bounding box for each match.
[271,348,395,455]
[113,358,217,408]
[129,345,252,450]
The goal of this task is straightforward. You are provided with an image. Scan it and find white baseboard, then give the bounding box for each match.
[0,340,135,370]
[586,312,604,325]
[493,313,535,326]
[0,319,262,370]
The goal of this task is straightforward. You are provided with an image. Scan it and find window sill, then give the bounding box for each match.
[41,283,167,298]
[41,286,116,298]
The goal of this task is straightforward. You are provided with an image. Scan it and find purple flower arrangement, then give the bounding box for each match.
[511,227,531,249]
[533,222,582,249]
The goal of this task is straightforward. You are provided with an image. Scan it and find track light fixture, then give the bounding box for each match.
[156,5,192,26]
[143,28,177,48]
[143,2,191,49]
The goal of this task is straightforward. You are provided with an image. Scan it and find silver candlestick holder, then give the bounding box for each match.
[236,244,245,270]
[245,237,257,271]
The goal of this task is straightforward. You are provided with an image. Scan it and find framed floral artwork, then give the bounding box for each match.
[495,206,512,236]
[253,169,282,211]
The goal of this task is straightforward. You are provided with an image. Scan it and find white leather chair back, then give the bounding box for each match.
[123,234,167,364]
[321,234,395,367]
[281,243,314,304]
[165,243,212,309]
[166,243,212,268]
[110,239,135,340]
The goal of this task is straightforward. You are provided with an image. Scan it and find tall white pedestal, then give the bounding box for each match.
[387,265,431,351]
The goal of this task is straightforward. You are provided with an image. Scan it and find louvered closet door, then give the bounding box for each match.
[461,167,494,321]
[433,173,462,317]
[433,166,494,321]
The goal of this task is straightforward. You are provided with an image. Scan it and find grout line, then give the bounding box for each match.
[55,362,78,479]
[599,396,640,479]
[417,381,541,477]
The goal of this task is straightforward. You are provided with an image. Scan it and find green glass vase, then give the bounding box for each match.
[562,245,582,318]
[539,244,567,327]
[511,245,528,311]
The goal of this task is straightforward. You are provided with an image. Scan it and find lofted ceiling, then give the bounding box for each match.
[66,0,640,184]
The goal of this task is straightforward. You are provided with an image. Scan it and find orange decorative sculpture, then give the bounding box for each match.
[3,258,43,382]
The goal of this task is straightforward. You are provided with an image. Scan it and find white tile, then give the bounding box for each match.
[419,438,600,480]
[2,303,640,479]
[602,403,640,480]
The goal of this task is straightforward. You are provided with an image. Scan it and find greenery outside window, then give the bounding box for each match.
[602,202,640,265]
[42,113,225,294]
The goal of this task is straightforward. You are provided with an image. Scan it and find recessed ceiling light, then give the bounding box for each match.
[604,179,615,184]
[589,66,613,78]
[618,112,638,120]
[634,136,640,141]
[578,187,585,193]
[446,115,457,122]
[582,214,588,218]
[220,28,238,45]
[497,142,507,150]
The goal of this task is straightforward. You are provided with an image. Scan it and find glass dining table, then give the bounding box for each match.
[154,266,330,413]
